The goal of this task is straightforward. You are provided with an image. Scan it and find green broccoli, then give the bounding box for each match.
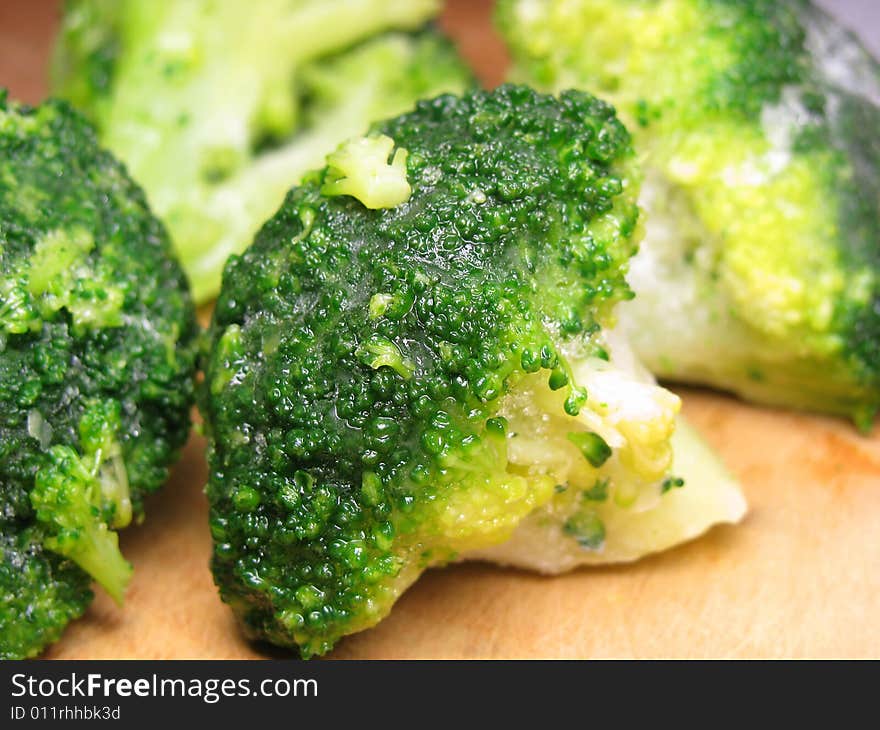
[51,0,473,302]
[498,0,880,428]
[202,86,745,658]
[0,532,92,662]
[0,92,197,659]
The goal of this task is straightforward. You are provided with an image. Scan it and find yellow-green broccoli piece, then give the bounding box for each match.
[498,0,880,428]
[52,0,473,301]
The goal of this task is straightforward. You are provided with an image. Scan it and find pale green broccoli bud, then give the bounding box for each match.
[356,333,416,378]
[3,225,125,334]
[322,135,411,209]
[369,293,398,319]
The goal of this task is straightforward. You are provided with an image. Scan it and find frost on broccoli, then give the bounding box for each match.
[52,0,472,301]
[203,86,745,658]
[498,0,880,427]
[0,93,197,658]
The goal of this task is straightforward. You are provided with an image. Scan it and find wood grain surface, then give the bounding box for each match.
[2,0,879,659]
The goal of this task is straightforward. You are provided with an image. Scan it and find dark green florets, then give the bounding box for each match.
[0,92,198,658]
[0,531,92,661]
[204,85,640,656]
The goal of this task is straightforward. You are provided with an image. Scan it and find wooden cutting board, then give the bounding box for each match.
[3,0,879,659]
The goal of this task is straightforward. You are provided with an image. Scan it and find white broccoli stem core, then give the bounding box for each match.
[466,331,747,573]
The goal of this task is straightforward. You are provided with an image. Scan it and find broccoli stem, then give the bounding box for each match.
[45,526,132,606]
[30,445,133,605]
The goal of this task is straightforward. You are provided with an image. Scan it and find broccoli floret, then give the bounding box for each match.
[30,446,132,606]
[0,92,197,658]
[498,0,880,428]
[52,0,473,302]
[322,135,412,210]
[203,85,745,658]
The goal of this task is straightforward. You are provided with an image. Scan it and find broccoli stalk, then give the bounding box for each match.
[203,86,745,657]
[497,0,880,427]
[31,445,132,605]
[478,415,745,569]
[178,33,471,299]
[52,1,472,302]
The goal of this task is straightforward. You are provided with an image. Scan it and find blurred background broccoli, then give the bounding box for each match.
[498,0,880,428]
[52,0,473,302]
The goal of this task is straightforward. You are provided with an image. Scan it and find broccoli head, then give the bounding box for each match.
[52,0,472,302]
[203,85,745,658]
[0,93,197,658]
[498,0,880,428]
